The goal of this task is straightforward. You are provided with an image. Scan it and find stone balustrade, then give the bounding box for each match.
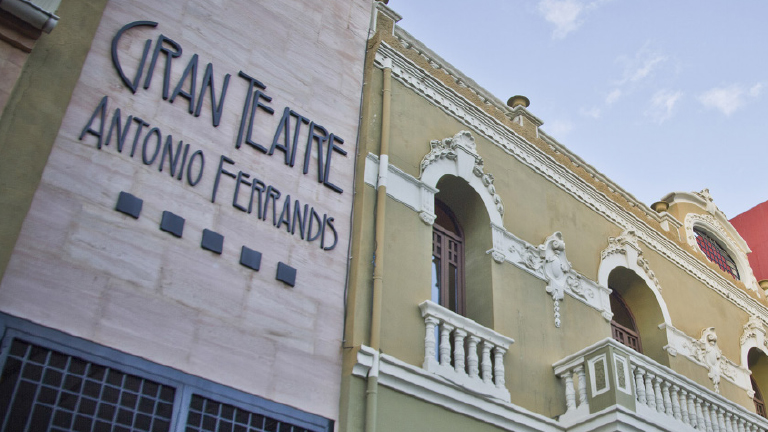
[554,338,768,432]
[419,300,515,402]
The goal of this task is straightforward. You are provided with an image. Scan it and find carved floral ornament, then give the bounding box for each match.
[601,229,662,292]
[687,327,736,393]
[740,316,768,372]
[512,232,593,328]
[419,131,504,219]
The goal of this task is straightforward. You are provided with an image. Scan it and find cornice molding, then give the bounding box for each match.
[373,40,768,334]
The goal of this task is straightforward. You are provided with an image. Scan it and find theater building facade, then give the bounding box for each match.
[0,0,371,430]
[339,3,768,432]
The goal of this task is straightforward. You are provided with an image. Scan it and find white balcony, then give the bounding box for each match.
[554,338,768,432]
[419,300,515,402]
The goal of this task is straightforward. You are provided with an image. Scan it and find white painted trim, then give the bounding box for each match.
[588,354,611,397]
[684,212,759,293]
[353,345,563,432]
[373,39,768,340]
[598,230,672,326]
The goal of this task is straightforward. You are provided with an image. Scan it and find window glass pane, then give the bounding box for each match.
[448,263,458,313]
[185,394,314,432]
[431,255,441,304]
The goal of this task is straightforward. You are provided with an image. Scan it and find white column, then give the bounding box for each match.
[671,385,682,421]
[662,381,672,415]
[466,335,479,379]
[575,365,588,409]
[645,373,656,410]
[480,341,492,384]
[423,316,439,369]
[493,347,506,388]
[633,366,646,404]
[453,329,467,374]
[439,323,454,367]
[560,371,576,413]
[653,376,664,413]
[695,397,705,430]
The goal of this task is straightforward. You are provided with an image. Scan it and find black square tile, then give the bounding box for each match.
[160,211,184,237]
[240,246,262,271]
[201,229,223,254]
[115,192,142,219]
[276,262,296,287]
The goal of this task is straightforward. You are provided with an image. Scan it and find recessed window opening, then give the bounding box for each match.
[694,227,740,280]
[432,199,465,316]
[609,291,642,353]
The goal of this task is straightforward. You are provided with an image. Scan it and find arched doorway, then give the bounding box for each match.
[609,290,642,353]
[748,348,768,417]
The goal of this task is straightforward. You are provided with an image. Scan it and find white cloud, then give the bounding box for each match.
[698,83,762,116]
[617,45,667,85]
[580,107,602,119]
[538,0,610,39]
[548,119,574,137]
[605,89,622,105]
[646,89,682,124]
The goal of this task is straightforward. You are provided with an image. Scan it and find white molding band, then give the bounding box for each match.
[373,39,768,339]
[353,345,563,432]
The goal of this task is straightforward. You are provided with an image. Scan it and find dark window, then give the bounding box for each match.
[694,227,740,280]
[0,314,333,432]
[432,200,464,315]
[753,377,767,418]
[609,291,642,353]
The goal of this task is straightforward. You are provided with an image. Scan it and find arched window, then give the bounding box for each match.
[752,376,766,418]
[431,200,465,315]
[609,290,642,353]
[694,227,740,280]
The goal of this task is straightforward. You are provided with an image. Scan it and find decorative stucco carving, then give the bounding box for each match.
[541,232,570,328]
[600,230,662,293]
[420,131,504,218]
[688,328,735,393]
[684,212,758,293]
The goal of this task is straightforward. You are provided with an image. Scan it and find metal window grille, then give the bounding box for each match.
[185,394,310,432]
[694,228,740,280]
[0,332,332,432]
[0,339,175,432]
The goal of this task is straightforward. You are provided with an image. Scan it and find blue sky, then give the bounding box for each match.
[390,0,768,219]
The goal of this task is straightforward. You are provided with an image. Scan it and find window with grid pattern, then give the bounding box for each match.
[694,228,740,280]
[0,320,334,432]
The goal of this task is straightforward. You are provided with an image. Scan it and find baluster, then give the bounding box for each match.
[560,371,576,413]
[480,341,492,383]
[710,405,720,432]
[424,316,439,369]
[724,412,734,432]
[701,402,712,432]
[633,366,647,404]
[671,385,682,421]
[689,393,699,428]
[736,417,745,432]
[493,347,506,388]
[654,377,664,413]
[575,365,588,409]
[439,323,454,367]
[645,373,656,410]
[453,329,467,374]
[662,381,672,415]
[695,398,705,430]
[466,336,479,378]
[679,389,690,425]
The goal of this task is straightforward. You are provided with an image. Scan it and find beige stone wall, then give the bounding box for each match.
[0,0,372,422]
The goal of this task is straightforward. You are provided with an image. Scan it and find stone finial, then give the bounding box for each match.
[507,95,530,108]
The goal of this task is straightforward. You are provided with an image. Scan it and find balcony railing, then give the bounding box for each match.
[554,338,768,432]
[419,300,515,402]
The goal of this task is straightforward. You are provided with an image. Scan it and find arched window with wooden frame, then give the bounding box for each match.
[609,290,642,353]
[431,199,465,316]
[752,376,767,418]
[694,227,740,280]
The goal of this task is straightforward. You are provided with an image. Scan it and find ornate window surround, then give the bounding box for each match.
[598,229,672,326]
[684,212,759,293]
